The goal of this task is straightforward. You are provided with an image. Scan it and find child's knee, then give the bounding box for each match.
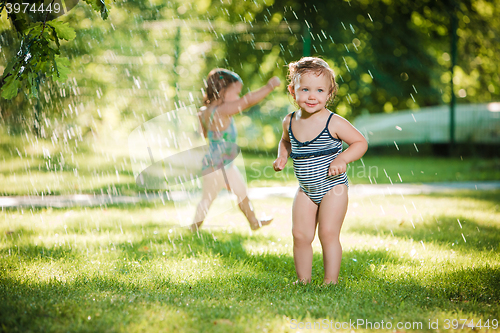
[318,228,340,243]
[292,228,314,244]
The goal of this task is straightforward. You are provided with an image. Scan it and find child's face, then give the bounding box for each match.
[289,72,331,114]
[223,81,243,102]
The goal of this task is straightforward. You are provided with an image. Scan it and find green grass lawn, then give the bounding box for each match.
[243,152,500,188]
[1,190,499,332]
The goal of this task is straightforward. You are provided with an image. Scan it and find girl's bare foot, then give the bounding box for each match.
[250,216,273,230]
[292,279,311,285]
[322,279,338,285]
[189,222,203,232]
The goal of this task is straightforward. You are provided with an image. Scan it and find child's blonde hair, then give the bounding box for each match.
[203,68,243,106]
[287,57,339,105]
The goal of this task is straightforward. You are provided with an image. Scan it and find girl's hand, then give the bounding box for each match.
[273,156,287,171]
[268,76,281,89]
[328,158,347,176]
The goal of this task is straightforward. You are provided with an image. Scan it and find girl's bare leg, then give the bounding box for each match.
[225,165,273,230]
[190,169,225,231]
[317,184,348,284]
[292,189,318,283]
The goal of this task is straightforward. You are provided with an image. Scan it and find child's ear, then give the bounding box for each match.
[287,85,295,97]
[327,88,334,102]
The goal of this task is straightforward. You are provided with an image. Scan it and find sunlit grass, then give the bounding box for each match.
[1,191,499,332]
[243,153,500,187]
[1,132,500,195]
[0,132,138,196]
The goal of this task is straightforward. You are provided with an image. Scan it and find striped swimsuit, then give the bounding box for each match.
[289,111,348,205]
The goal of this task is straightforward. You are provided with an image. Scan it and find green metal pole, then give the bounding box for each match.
[173,25,181,104]
[449,2,458,155]
[303,23,311,57]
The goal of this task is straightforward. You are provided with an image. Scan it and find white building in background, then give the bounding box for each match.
[354,103,500,146]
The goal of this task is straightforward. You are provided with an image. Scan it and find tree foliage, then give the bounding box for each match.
[221,0,500,118]
[0,0,110,100]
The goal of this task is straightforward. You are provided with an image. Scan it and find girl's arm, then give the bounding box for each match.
[273,114,292,171]
[328,115,368,176]
[216,77,281,116]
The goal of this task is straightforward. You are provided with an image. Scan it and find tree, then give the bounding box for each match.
[0,0,110,100]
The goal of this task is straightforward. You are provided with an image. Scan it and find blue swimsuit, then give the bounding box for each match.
[289,111,348,205]
[200,107,239,174]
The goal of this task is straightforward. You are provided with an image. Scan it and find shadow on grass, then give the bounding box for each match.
[2,227,499,332]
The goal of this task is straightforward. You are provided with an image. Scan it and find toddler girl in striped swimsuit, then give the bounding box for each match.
[273,57,368,285]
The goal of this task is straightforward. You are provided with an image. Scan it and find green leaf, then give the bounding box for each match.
[55,55,70,67]
[27,72,38,99]
[47,21,76,41]
[10,13,31,33]
[23,22,43,35]
[47,25,61,48]
[1,75,21,100]
[82,0,110,20]
[81,0,100,13]
[99,0,110,20]
[52,55,71,82]
[1,58,19,80]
